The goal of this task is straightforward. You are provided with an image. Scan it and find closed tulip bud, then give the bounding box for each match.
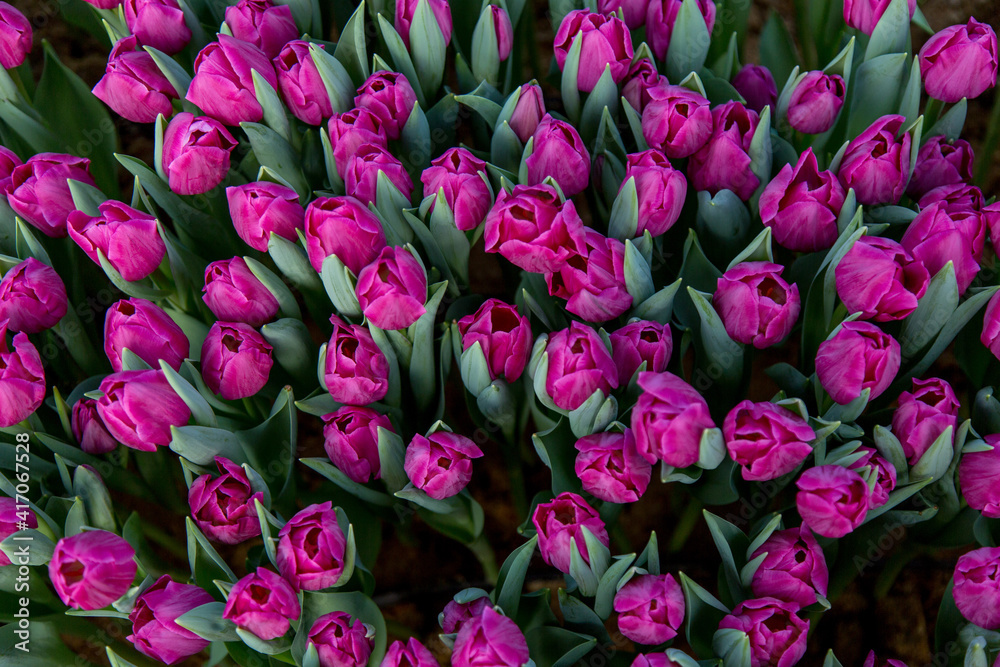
[345,143,414,205]
[304,196,386,275]
[749,526,828,610]
[396,0,452,48]
[97,370,191,451]
[225,0,298,59]
[122,0,192,55]
[324,315,390,405]
[0,2,31,68]
[104,298,189,372]
[546,230,631,323]
[544,322,619,411]
[688,101,760,200]
[953,547,1000,630]
[457,299,533,382]
[187,35,277,126]
[732,64,777,113]
[274,41,334,125]
[484,183,587,273]
[308,611,374,667]
[575,429,651,503]
[838,115,911,206]
[0,327,45,428]
[598,0,650,28]
[724,400,814,481]
[322,406,392,483]
[982,290,1000,361]
[609,320,672,382]
[632,371,715,468]
[421,148,492,231]
[760,148,846,252]
[200,321,273,400]
[6,153,96,237]
[717,598,809,667]
[714,262,800,349]
[959,434,1000,518]
[162,112,238,195]
[128,575,213,663]
[72,398,119,455]
[277,502,348,591]
[622,59,669,113]
[93,36,178,123]
[787,71,846,134]
[843,0,915,35]
[453,607,529,667]
[440,594,491,633]
[0,257,67,333]
[623,149,687,237]
[554,10,634,92]
[816,321,900,404]
[354,71,418,141]
[356,246,427,330]
[327,109,390,178]
[892,377,959,464]
[0,497,37,565]
[642,85,714,159]
[507,83,546,144]
[646,0,716,60]
[614,574,684,644]
[223,568,300,640]
[848,445,897,509]
[202,257,280,328]
[383,638,438,667]
[532,492,609,573]
[906,136,974,200]
[49,530,137,610]
[67,200,166,282]
[492,6,514,60]
[920,18,998,103]
[901,202,985,294]
[835,236,929,322]
[796,465,870,537]
[0,145,21,194]
[525,115,591,198]
[405,431,484,499]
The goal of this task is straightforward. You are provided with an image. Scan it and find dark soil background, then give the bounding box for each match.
[11,0,1000,665]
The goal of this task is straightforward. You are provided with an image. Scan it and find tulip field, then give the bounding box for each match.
[2,0,1000,666]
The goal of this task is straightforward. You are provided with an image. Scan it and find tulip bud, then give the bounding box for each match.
[920,182,985,214]
[484,183,587,274]
[123,0,192,55]
[354,71,418,141]
[396,0,452,48]
[837,115,911,206]
[202,257,280,327]
[623,149,687,237]
[0,257,68,334]
[162,112,238,195]
[609,320,672,383]
[614,573,685,644]
[749,526,828,610]
[716,598,809,667]
[952,546,1000,630]
[440,594,491,634]
[355,246,427,330]
[68,200,166,282]
[646,0,716,61]
[327,109,390,179]
[0,497,37,565]
[0,2,31,69]
[127,575,214,663]
[72,398,119,455]
[732,64,777,114]
[848,445,897,509]
[959,434,1000,518]
[345,143,414,205]
[104,298,189,372]
[724,400,814,481]
[383,638,439,667]
[93,36,179,123]
[982,290,1000,361]
[688,101,760,200]
[919,18,998,103]
[6,153,96,237]
[891,378,959,464]
[546,229,631,323]
[525,115,591,198]
[843,0,915,35]
[575,429,651,503]
[796,465,870,537]
[506,83,546,144]
[714,262,800,349]
[274,41,335,125]
[322,406,392,483]
[553,10,634,93]
[0,146,21,194]
[307,611,374,667]
[906,136,974,200]
[901,201,985,294]
[225,0,298,59]
[477,6,514,65]
[456,299,533,383]
[304,195,386,275]
[543,322,619,411]
[759,148,845,252]
[815,321,900,405]
[421,148,492,232]
[224,568,300,640]
[277,501,348,591]
[835,236,930,322]
[642,85,714,159]
[97,370,192,451]
[532,491,609,573]
[187,35,277,126]
[622,59,669,113]
[453,606,529,667]
[786,71,846,134]
[632,371,716,468]
[405,431,484,499]
[598,0,650,28]
[324,315,390,406]
[49,530,137,610]
[200,321,274,400]
[0,326,45,428]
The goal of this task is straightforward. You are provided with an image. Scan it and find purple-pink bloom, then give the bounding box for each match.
[508,83,546,143]
[200,321,273,401]
[901,201,985,294]
[440,595,491,634]
[0,326,45,428]
[322,406,392,483]
[93,36,178,123]
[354,71,418,140]
[835,236,929,322]
[395,0,452,48]
[574,429,651,503]
[622,58,668,113]
[122,0,192,55]
[67,200,166,282]
[277,501,348,591]
[641,85,714,159]
[161,113,238,195]
[952,546,1000,630]
[919,181,985,214]
[0,497,37,565]
[345,143,414,205]
[0,145,21,194]
[983,290,1000,362]
[225,0,298,59]
[356,245,427,330]
[72,398,119,455]
[457,299,533,382]
[787,71,846,134]
[0,257,67,334]
[128,575,214,664]
[308,611,374,667]
[327,109,390,178]
[202,257,281,328]
[452,606,529,667]
[382,638,439,667]
[646,0,716,61]
[959,434,1000,519]
[749,526,828,610]
[848,445,897,509]
[631,371,715,468]
[724,400,814,481]
[623,149,687,237]
[732,64,777,113]
[609,320,672,384]
[598,0,650,28]
[688,100,760,200]
[274,40,334,125]
[324,315,390,406]
[907,136,974,200]
[815,321,900,405]
[187,35,277,126]
[532,491,609,573]
[545,322,619,411]
[796,465,871,538]
[421,148,492,231]
[919,18,998,103]
[714,262,800,349]
[843,0,915,35]
[0,2,31,68]
[304,195,386,275]
[103,297,189,373]
[546,230,631,323]
[6,153,96,238]
[553,10,633,93]
[490,6,514,60]
[892,377,959,464]
[96,370,191,451]
[837,114,911,206]
[223,568,300,640]
[717,597,809,667]
[49,530,137,610]
[759,148,846,252]
[525,115,592,198]
[614,573,685,644]
[188,456,264,544]
[404,431,484,500]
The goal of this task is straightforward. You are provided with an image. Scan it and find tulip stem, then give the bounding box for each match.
[668,497,703,553]
[467,533,500,585]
